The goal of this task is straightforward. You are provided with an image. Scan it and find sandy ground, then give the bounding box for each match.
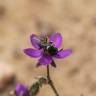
[0,0,96,96]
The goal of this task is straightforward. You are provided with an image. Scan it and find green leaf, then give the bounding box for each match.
[39,77,47,87]
[29,82,39,96]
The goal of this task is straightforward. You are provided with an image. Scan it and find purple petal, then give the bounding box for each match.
[38,55,52,65]
[30,34,41,49]
[55,49,72,58]
[50,32,62,48]
[24,48,42,58]
[15,83,29,96]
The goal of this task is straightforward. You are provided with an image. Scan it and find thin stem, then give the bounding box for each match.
[47,65,59,96]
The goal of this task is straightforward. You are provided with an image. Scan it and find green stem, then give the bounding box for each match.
[47,65,59,96]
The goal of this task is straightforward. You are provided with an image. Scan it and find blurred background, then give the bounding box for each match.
[0,0,96,96]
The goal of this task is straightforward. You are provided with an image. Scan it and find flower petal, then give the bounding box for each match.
[24,48,42,58]
[55,49,72,58]
[30,34,41,49]
[15,83,29,96]
[50,32,62,48]
[38,55,52,65]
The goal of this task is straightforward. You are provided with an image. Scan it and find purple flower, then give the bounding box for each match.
[24,32,72,67]
[15,83,29,96]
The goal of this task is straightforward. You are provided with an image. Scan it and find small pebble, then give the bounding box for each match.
[0,62,15,91]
